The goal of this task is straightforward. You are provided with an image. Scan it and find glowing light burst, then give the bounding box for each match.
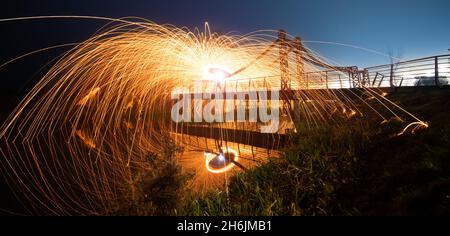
[204,148,239,174]
[203,65,232,82]
[0,16,427,215]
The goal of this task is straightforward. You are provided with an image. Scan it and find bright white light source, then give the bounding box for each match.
[204,148,239,174]
[203,65,231,82]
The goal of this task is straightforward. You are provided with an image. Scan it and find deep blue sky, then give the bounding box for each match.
[1,0,450,67]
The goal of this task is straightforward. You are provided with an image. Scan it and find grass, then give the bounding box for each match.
[112,139,194,216]
[181,87,450,216]
[347,88,450,215]
[2,85,449,215]
[182,121,367,216]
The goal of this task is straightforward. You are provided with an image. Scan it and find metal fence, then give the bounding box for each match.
[364,54,450,88]
[174,54,450,92]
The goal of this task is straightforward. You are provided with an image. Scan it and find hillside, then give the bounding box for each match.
[183,87,450,216]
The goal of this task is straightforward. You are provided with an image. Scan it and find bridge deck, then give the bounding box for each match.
[174,125,288,150]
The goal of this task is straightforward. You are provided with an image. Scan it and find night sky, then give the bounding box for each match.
[1,0,449,68]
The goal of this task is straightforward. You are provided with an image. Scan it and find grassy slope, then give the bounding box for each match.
[183,87,450,216]
[351,88,450,215]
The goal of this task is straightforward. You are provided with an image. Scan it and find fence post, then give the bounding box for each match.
[389,64,395,88]
[372,72,378,87]
[390,63,399,92]
[435,56,442,88]
[348,72,352,88]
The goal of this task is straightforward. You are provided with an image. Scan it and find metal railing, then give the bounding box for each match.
[173,54,450,92]
[364,54,450,88]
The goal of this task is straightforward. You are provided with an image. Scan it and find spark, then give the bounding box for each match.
[397,122,429,136]
[75,130,96,149]
[77,87,100,106]
[0,16,428,215]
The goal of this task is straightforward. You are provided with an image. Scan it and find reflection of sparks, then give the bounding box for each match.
[204,148,239,174]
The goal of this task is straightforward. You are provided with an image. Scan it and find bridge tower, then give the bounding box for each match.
[293,37,304,122]
[294,37,305,87]
[278,29,291,118]
[278,30,306,125]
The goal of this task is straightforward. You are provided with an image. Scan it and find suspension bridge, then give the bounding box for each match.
[172,30,449,169]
